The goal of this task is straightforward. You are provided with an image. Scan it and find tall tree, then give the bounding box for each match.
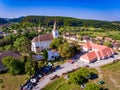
[69,68,90,85]
[2,56,24,75]
[50,38,63,50]
[58,42,74,58]
[14,37,30,53]
[25,58,37,77]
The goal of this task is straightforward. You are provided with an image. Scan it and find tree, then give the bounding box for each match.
[58,42,74,58]
[4,45,13,51]
[69,72,86,85]
[50,38,63,50]
[85,83,103,90]
[43,50,48,60]
[2,56,24,75]
[71,41,80,53]
[103,41,111,47]
[14,37,30,53]
[25,59,37,77]
[69,68,91,85]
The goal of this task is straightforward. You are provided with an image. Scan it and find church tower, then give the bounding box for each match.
[52,19,59,38]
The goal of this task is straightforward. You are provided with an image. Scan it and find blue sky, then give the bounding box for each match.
[0,0,120,21]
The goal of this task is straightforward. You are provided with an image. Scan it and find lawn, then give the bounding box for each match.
[42,68,98,90]
[101,61,120,90]
[42,77,81,90]
[0,73,29,90]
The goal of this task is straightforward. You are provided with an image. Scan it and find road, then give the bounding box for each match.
[32,53,120,90]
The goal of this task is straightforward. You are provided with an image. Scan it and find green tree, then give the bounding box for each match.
[4,45,13,51]
[43,50,48,60]
[85,83,103,90]
[25,59,37,77]
[14,37,30,53]
[69,72,86,85]
[58,42,74,58]
[2,56,24,75]
[69,68,90,85]
[50,38,63,50]
[103,41,111,47]
[71,41,80,53]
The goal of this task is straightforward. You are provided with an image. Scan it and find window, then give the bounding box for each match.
[56,32,57,36]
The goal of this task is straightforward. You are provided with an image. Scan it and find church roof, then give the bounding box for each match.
[32,34,53,42]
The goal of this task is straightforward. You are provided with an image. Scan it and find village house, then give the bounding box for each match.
[47,50,59,61]
[82,35,90,42]
[95,36,103,41]
[104,37,113,42]
[80,42,114,63]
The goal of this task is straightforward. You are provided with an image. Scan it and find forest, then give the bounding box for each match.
[0,16,120,31]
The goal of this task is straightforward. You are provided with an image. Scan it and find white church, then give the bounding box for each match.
[31,20,59,53]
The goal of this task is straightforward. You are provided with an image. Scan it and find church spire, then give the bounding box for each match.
[52,17,59,38]
[53,17,57,31]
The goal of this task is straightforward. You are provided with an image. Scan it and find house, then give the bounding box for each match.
[13,30,17,34]
[82,36,90,42]
[31,20,59,53]
[111,42,120,50]
[95,36,103,40]
[80,42,114,63]
[63,33,77,41]
[80,51,97,63]
[47,50,59,61]
[104,37,113,42]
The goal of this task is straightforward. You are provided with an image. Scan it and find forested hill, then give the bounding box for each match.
[0,18,8,24]
[20,16,120,30]
[1,16,120,30]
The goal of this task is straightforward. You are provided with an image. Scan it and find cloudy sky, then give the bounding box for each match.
[0,0,120,21]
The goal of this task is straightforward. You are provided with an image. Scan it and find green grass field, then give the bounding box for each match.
[101,62,120,90]
[42,77,81,90]
[0,73,29,90]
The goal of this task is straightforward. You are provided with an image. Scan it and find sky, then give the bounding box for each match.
[0,0,120,21]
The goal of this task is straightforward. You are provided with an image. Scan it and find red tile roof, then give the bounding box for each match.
[32,34,53,42]
[81,42,114,62]
[105,37,113,41]
[81,42,92,49]
[81,51,97,62]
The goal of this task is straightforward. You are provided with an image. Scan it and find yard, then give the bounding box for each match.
[0,73,29,90]
[101,61,120,90]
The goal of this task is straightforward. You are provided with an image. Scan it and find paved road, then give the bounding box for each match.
[32,53,120,90]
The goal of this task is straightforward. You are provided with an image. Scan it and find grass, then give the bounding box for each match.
[42,78,81,90]
[0,73,29,90]
[42,68,98,90]
[77,30,120,40]
[101,62,120,90]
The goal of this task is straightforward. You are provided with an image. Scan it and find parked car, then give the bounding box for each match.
[68,60,75,64]
[37,73,44,78]
[49,74,59,80]
[55,65,61,70]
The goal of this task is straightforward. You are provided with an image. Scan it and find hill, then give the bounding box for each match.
[0,18,8,24]
[1,15,120,30]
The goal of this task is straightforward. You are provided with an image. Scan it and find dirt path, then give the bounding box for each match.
[95,67,103,80]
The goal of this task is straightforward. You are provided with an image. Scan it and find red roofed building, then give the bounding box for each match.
[80,42,114,63]
[31,20,59,53]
